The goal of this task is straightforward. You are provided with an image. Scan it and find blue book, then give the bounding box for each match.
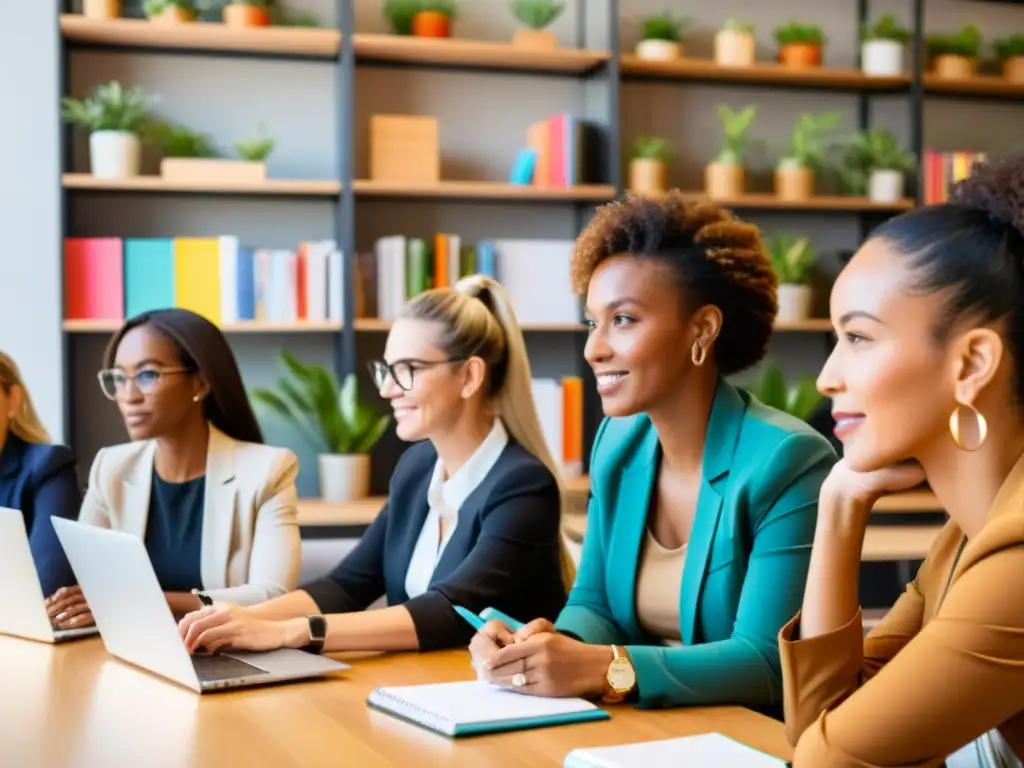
[476,240,496,278]
[236,247,255,321]
[124,239,174,317]
[367,680,609,738]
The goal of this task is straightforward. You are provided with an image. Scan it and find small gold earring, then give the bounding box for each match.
[193,394,201,403]
[949,403,988,451]
[691,341,707,367]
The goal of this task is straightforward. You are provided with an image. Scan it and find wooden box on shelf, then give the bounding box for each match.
[160,157,267,183]
[369,115,440,184]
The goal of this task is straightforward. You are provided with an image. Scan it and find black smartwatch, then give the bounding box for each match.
[303,614,327,654]
[191,589,214,607]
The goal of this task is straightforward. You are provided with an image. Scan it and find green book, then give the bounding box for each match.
[405,237,431,298]
[366,680,609,738]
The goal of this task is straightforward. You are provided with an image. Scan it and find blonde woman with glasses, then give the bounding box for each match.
[0,352,81,599]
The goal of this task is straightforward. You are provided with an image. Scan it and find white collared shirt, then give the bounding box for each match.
[403,419,509,599]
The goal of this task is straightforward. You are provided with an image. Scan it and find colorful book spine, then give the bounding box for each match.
[123,239,174,318]
[64,238,124,320]
[922,149,987,204]
[173,238,222,325]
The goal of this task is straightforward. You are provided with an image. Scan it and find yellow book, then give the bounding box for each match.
[174,238,222,325]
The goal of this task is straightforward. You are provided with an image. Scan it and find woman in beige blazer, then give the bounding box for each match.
[46,309,300,630]
[780,154,1024,766]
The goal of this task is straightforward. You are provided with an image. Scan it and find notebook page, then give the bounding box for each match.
[373,680,600,726]
[565,733,787,768]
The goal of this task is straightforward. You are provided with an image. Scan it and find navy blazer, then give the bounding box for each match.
[0,434,82,596]
[301,439,567,651]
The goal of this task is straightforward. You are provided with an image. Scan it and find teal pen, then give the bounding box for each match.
[478,607,525,632]
[453,605,487,631]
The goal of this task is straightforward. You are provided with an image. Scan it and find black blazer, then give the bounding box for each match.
[301,439,567,651]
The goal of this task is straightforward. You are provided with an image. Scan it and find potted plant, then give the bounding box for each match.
[635,12,690,62]
[143,0,197,22]
[413,0,456,38]
[749,363,823,422]
[252,352,391,503]
[235,124,275,162]
[83,0,121,20]
[705,104,755,199]
[628,136,671,198]
[995,34,1024,83]
[926,24,982,79]
[221,0,272,27]
[510,0,564,50]
[715,19,755,67]
[61,81,158,179]
[765,234,817,323]
[382,0,418,35]
[773,22,826,68]
[843,128,916,204]
[774,111,841,201]
[860,14,910,76]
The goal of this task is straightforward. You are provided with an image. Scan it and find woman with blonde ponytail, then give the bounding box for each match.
[0,352,82,598]
[178,276,569,657]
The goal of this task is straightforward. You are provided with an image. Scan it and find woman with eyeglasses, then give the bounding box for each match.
[0,351,81,599]
[177,275,569,657]
[45,309,301,631]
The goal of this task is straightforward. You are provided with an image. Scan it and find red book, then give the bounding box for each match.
[549,114,567,188]
[64,238,124,320]
[296,243,308,320]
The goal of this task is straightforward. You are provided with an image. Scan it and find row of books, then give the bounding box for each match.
[921,149,988,205]
[525,113,597,189]
[533,377,584,479]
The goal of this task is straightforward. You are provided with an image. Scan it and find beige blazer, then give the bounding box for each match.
[779,453,1024,766]
[78,425,301,606]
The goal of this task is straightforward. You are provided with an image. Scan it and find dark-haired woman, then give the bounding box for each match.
[469,192,836,711]
[45,309,300,631]
[780,155,1024,766]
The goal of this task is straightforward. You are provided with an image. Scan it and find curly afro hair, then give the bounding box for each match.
[572,191,778,376]
[872,150,1024,401]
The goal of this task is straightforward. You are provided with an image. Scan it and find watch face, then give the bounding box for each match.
[608,658,636,692]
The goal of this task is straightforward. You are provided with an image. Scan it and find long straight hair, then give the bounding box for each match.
[0,352,52,444]
[104,309,264,445]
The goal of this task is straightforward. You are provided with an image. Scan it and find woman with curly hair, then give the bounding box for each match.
[469,191,836,711]
[781,154,1024,766]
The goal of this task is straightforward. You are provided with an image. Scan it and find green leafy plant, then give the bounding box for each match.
[773,22,826,47]
[144,0,197,17]
[860,14,910,44]
[641,12,690,42]
[722,19,754,35]
[420,0,457,17]
[844,128,916,173]
[151,121,217,158]
[712,105,756,165]
[764,233,817,285]
[382,0,418,34]
[926,24,983,60]
[234,125,275,162]
[749,363,823,422]
[511,0,564,30]
[251,352,391,456]
[631,136,672,162]
[995,34,1024,62]
[61,81,159,136]
[778,111,843,172]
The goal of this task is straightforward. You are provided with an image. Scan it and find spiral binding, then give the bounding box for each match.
[368,688,455,735]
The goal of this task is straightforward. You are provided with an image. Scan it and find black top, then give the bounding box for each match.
[145,471,205,593]
[301,440,568,652]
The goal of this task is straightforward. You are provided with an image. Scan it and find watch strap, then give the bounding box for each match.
[601,645,637,704]
[302,614,327,654]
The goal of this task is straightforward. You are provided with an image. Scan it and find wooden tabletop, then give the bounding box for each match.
[0,635,790,768]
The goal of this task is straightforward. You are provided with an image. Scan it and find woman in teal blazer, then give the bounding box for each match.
[470,192,836,711]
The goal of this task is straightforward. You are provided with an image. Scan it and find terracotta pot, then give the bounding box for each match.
[1003,56,1024,83]
[932,54,976,79]
[635,39,682,61]
[150,6,195,22]
[779,43,822,68]
[629,159,668,197]
[714,29,755,67]
[412,11,451,38]
[704,162,745,199]
[223,4,271,27]
[83,0,121,19]
[512,29,559,50]
[774,166,815,200]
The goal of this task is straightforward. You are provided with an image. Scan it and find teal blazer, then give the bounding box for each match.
[555,378,836,710]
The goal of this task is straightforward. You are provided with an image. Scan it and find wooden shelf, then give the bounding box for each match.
[775,319,833,332]
[60,15,340,57]
[63,320,341,334]
[672,191,916,212]
[297,497,383,528]
[874,489,942,512]
[353,180,616,202]
[861,525,943,561]
[358,318,835,333]
[63,173,341,196]
[620,54,910,91]
[924,73,1024,98]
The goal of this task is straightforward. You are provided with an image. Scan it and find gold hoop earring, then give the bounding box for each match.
[691,341,707,367]
[949,403,988,452]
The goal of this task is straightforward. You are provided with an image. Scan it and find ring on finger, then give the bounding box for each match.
[512,672,527,687]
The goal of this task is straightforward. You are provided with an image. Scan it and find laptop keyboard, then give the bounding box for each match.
[191,654,269,683]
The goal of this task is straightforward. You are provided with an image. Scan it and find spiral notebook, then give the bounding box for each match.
[563,733,790,768]
[367,680,610,737]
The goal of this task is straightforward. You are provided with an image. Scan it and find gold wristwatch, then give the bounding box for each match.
[601,645,637,703]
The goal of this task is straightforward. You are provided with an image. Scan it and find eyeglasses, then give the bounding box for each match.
[367,358,466,392]
[97,367,194,401]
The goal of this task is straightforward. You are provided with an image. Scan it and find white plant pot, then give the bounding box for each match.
[861,39,904,76]
[89,130,140,179]
[635,39,682,61]
[714,29,756,67]
[777,284,812,323]
[318,453,371,502]
[868,169,905,204]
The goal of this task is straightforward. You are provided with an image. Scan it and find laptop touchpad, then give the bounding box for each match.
[192,654,269,682]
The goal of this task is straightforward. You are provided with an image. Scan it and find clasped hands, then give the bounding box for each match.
[468,618,613,699]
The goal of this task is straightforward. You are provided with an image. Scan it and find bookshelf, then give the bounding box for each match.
[62,173,342,197]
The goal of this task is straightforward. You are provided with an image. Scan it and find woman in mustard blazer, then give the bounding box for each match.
[470,193,836,711]
[780,155,1024,766]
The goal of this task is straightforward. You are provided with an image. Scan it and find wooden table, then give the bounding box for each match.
[0,635,790,768]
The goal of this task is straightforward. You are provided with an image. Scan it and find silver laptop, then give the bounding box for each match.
[51,517,349,693]
[0,507,99,644]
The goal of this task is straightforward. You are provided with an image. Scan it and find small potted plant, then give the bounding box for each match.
[62,81,159,179]
[83,0,121,20]
[635,12,690,62]
[926,24,982,79]
[765,234,817,323]
[143,0,197,22]
[715,19,755,67]
[705,104,755,199]
[995,34,1024,83]
[860,14,910,76]
[774,111,841,201]
[750,363,823,422]
[234,124,275,165]
[222,0,272,27]
[773,22,826,68]
[382,0,418,34]
[509,0,564,50]
[628,136,671,198]
[843,128,916,204]
[252,352,390,503]
[413,0,456,38]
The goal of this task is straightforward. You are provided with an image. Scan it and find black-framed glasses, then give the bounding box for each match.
[97,367,194,401]
[367,358,466,392]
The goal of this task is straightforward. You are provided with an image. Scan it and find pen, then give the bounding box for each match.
[454,605,487,632]
[454,605,526,633]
